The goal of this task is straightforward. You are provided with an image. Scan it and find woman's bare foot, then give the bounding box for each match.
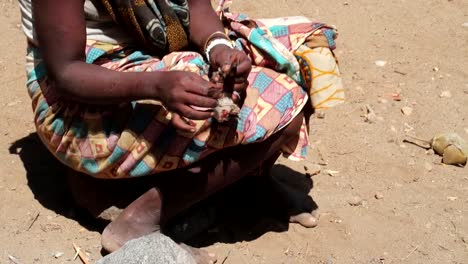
[268,176,319,228]
[289,210,319,228]
[101,188,163,253]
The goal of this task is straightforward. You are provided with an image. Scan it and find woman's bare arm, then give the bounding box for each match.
[187,0,225,50]
[32,0,217,120]
[32,0,169,104]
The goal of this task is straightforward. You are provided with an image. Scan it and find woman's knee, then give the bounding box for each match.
[281,111,304,139]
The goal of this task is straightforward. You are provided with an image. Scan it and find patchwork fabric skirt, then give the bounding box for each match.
[25,13,344,178]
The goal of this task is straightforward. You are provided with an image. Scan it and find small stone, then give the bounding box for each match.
[462,22,468,28]
[377,98,388,104]
[390,126,397,133]
[324,169,340,177]
[464,128,468,134]
[305,164,321,177]
[348,196,363,206]
[401,106,413,116]
[7,100,21,107]
[447,196,458,201]
[329,217,342,224]
[432,67,439,72]
[363,104,377,123]
[375,60,387,67]
[316,111,326,119]
[374,192,384,200]
[439,90,452,98]
[424,162,433,172]
[53,252,64,259]
[392,92,402,101]
[426,149,435,155]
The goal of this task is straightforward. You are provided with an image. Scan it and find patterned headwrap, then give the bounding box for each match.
[101,0,190,54]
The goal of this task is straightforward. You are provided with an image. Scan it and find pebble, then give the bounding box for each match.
[439,90,452,98]
[329,217,342,224]
[401,106,413,116]
[348,196,363,206]
[426,149,435,155]
[8,255,21,264]
[447,196,458,201]
[304,164,321,177]
[374,192,384,200]
[316,111,326,119]
[377,97,388,104]
[462,22,468,28]
[375,60,387,67]
[53,252,64,259]
[324,169,340,177]
[432,67,439,72]
[464,128,468,134]
[424,162,433,172]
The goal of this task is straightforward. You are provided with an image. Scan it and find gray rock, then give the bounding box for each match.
[96,233,196,264]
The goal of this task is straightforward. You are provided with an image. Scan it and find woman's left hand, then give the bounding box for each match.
[209,45,252,103]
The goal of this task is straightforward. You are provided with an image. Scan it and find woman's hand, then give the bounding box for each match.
[209,45,252,103]
[156,71,222,132]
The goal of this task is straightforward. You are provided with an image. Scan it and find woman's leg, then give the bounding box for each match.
[99,112,315,253]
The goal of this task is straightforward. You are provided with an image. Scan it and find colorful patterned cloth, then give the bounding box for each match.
[25,3,344,178]
[100,0,190,54]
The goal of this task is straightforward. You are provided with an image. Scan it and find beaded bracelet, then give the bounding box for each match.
[203,31,229,51]
[205,38,234,62]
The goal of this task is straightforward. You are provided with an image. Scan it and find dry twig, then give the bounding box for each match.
[221,249,232,264]
[27,212,40,231]
[73,243,90,264]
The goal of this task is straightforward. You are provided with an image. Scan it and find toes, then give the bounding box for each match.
[101,223,124,253]
[289,211,319,228]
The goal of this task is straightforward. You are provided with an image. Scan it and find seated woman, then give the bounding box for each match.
[19,0,344,261]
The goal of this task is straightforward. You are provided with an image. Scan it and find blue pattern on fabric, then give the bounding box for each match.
[86,47,107,64]
[275,91,294,113]
[236,106,253,132]
[27,61,46,84]
[246,125,266,143]
[51,117,65,136]
[323,29,336,48]
[249,28,297,81]
[108,146,126,164]
[129,160,152,177]
[252,71,273,93]
[35,99,49,123]
[270,25,289,37]
[182,138,206,163]
[82,158,99,174]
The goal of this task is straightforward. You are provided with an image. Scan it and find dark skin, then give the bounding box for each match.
[32,0,251,131]
[32,0,317,262]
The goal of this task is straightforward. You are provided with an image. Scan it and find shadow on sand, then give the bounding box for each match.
[9,133,318,247]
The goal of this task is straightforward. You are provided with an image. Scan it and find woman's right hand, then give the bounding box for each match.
[155,71,221,132]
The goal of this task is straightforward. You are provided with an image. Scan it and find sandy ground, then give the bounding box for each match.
[1,0,468,263]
